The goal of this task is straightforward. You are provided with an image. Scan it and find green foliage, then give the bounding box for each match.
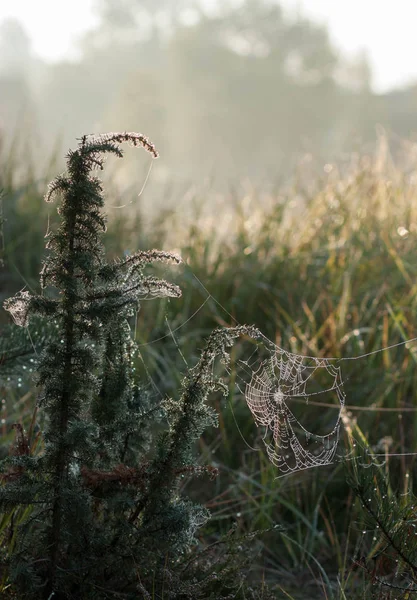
[346,442,417,598]
[0,133,272,599]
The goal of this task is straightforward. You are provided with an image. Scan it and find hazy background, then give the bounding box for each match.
[1,0,417,188]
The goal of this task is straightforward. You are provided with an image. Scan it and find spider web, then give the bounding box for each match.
[243,347,345,474]
[17,255,417,477]
[133,266,417,476]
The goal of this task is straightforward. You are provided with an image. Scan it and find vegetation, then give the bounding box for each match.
[2,133,417,598]
[0,133,275,599]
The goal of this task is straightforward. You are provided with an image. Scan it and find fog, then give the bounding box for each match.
[1,0,416,190]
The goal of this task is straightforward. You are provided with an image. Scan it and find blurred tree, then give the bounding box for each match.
[74,0,380,179]
[0,19,36,151]
[89,0,195,48]
[0,1,395,181]
[166,0,344,176]
[0,19,31,78]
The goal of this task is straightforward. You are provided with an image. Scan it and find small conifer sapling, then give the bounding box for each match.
[0,133,270,599]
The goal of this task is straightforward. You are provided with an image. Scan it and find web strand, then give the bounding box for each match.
[133,264,417,473]
[14,209,417,473]
[184,267,417,363]
[107,158,154,209]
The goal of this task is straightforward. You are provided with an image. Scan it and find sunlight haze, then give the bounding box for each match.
[0,0,416,92]
[285,0,417,93]
[0,0,97,62]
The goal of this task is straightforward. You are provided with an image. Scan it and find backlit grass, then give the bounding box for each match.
[2,139,417,598]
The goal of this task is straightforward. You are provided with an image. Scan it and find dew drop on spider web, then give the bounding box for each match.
[241,341,345,474]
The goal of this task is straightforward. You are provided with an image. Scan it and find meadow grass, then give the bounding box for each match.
[1,139,417,598]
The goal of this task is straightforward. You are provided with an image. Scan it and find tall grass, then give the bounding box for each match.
[2,137,417,597]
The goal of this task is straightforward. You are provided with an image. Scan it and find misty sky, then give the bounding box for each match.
[0,0,416,93]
